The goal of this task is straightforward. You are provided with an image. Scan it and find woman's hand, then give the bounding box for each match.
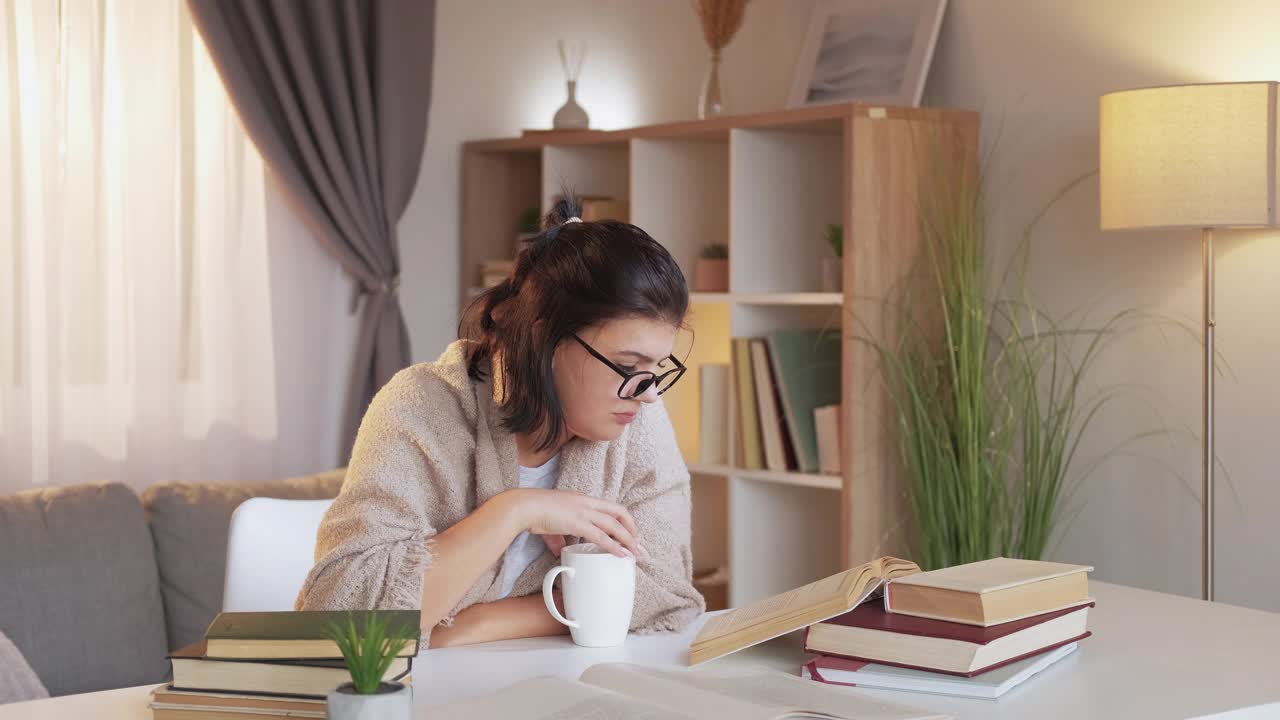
[504,488,649,560]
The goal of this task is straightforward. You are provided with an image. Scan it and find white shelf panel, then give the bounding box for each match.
[631,138,729,285]
[729,475,843,606]
[686,462,841,491]
[689,292,842,305]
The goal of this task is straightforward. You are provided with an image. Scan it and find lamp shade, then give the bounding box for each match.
[1100,81,1279,230]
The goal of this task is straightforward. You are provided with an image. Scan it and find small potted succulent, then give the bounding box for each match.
[324,611,416,720]
[821,223,843,292]
[694,242,729,292]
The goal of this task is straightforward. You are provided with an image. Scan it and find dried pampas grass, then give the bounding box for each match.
[691,0,748,57]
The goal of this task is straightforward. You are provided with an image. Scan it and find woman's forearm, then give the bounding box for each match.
[418,491,524,630]
[428,592,569,648]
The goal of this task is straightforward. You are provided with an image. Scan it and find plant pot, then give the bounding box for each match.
[694,258,729,292]
[327,682,412,720]
[820,256,843,293]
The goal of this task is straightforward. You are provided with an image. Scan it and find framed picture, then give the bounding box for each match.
[788,0,947,108]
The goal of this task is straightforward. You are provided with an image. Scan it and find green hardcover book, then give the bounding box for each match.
[204,610,421,660]
[732,337,764,470]
[765,329,842,473]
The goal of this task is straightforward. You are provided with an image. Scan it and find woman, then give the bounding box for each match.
[296,197,705,647]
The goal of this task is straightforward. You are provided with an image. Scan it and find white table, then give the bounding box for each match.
[4,582,1280,719]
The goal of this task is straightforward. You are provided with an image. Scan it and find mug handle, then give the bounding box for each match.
[542,565,580,629]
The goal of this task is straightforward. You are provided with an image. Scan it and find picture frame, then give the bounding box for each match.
[787,0,947,109]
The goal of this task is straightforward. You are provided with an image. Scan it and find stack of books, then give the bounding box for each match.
[699,329,841,474]
[149,610,420,720]
[799,558,1093,700]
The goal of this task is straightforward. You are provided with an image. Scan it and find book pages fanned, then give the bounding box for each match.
[689,556,920,666]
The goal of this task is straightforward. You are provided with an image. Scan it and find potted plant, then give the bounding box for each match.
[694,243,729,292]
[822,223,843,292]
[324,611,415,720]
[864,143,1177,571]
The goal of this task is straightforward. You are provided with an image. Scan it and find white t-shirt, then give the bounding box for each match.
[498,453,561,598]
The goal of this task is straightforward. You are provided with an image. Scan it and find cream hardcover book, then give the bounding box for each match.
[883,557,1093,627]
[432,663,950,720]
[689,556,920,666]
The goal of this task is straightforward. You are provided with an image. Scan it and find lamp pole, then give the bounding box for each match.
[1202,228,1215,602]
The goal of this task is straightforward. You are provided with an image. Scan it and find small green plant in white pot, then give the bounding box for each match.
[324,611,415,720]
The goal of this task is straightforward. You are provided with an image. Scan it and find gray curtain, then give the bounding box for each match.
[187,0,435,461]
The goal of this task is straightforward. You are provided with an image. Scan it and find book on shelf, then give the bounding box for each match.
[884,557,1093,627]
[751,338,796,472]
[699,363,730,465]
[802,641,1079,700]
[149,686,327,720]
[731,338,764,470]
[204,610,421,660]
[804,599,1093,676]
[765,329,842,473]
[430,662,947,720]
[168,640,412,698]
[580,197,630,223]
[814,403,841,475]
[689,556,920,666]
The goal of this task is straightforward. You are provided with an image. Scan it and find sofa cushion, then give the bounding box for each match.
[0,482,170,696]
[142,469,346,651]
[0,630,49,704]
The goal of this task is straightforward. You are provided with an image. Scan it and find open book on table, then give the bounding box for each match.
[690,556,921,665]
[433,662,950,720]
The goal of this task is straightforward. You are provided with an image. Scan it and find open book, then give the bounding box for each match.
[433,663,949,720]
[690,556,921,665]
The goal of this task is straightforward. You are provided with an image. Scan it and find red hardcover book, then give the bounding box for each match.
[803,601,1093,677]
[801,641,1081,699]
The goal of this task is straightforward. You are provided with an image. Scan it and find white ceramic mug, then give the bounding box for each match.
[542,543,636,647]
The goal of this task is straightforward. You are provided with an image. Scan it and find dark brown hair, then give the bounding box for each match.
[459,194,689,452]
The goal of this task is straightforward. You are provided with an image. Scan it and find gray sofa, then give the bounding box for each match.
[0,469,345,698]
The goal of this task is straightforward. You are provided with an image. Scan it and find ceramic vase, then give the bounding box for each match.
[553,80,589,130]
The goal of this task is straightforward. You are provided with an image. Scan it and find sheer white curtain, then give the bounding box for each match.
[0,0,353,492]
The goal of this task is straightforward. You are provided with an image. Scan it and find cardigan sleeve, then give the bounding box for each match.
[294,366,474,637]
[622,400,707,633]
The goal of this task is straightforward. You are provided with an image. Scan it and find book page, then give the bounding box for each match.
[695,569,853,642]
[691,557,919,665]
[429,676,697,720]
[583,664,948,720]
[581,665,778,720]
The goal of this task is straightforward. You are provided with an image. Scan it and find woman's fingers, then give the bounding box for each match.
[600,500,639,538]
[590,499,642,549]
[578,524,629,558]
[592,512,643,560]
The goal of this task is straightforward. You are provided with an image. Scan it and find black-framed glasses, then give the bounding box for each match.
[570,334,687,399]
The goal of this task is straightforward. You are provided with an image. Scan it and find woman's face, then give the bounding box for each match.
[553,316,680,442]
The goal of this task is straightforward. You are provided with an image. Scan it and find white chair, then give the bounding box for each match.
[222,497,335,612]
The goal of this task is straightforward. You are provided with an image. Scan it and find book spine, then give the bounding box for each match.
[699,364,730,464]
[803,632,1092,678]
[750,339,789,471]
[732,338,764,470]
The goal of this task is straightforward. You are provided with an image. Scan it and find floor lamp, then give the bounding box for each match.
[1099,81,1280,602]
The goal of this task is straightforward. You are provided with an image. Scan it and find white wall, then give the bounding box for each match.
[396,0,1280,611]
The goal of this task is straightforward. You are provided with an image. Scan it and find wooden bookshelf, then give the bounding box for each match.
[462,103,979,609]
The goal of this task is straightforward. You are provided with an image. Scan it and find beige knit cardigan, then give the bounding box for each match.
[295,340,705,640]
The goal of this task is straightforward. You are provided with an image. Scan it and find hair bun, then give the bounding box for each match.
[543,191,584,232]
